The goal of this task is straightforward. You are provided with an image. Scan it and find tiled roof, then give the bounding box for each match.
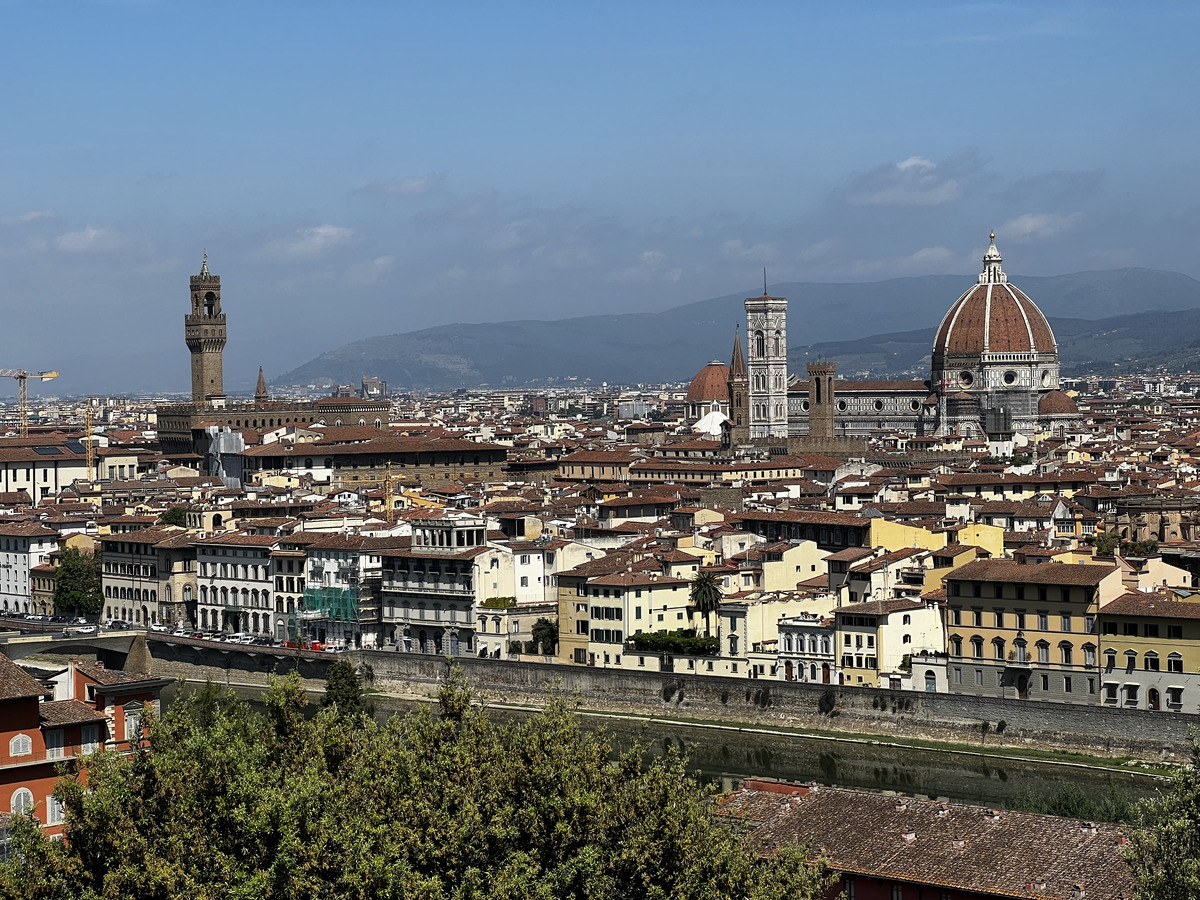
[0,656,48,700]
[40,699,106,726]
[948,559,1117,587]
[722,785,1134,900]
[1101,590,1200,620]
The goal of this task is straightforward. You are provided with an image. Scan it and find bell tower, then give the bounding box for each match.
[184,253,227,404]
[745,282,789,441]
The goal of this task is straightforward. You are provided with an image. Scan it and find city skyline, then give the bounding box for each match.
[2,2,1199,394]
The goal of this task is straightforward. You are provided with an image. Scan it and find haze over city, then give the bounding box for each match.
[3,1,1198,393]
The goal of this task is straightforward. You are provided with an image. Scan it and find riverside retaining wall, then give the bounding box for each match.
[144,637,1195,757]
[351,649,1195,757]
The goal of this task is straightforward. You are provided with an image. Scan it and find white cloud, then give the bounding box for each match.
[839,151,981,207]
[998,212,1084,242]
[55,226,128,253]
[719,239,778,263]
[259,225,355,260]
[610,249,681,283]
[482,218,546,252]
[346,255,396,286]
[845,245,958,278]
[530,245,594,270]
[1,210,55,226]
[361,172,447,196]
[798,238,842,264]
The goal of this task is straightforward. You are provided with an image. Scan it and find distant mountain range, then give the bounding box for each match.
[277,267,1200,389]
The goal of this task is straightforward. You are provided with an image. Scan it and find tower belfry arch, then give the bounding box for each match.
[184,252,227,404]
[745,284,788,440]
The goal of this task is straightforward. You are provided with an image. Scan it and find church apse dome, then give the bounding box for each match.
[686,360,731,420]
[931,233,1062,435]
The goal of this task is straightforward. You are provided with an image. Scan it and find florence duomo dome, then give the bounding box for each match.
[684,232,1079,448]
[931,233,1070,437]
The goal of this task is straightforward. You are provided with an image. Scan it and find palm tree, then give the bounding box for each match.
[689,571,723,638]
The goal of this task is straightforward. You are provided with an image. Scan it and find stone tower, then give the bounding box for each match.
[185,253,227,404]
[806,360,837,440]
[727,326,749,445]
[255,366,269,402]
[745,288,789,440]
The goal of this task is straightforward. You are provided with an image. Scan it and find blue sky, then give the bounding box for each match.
[1,1,1198,393]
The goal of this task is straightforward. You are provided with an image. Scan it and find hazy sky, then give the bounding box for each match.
[2,1,1198,395]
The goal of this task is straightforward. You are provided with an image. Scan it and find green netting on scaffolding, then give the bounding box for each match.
[302,586,358,622]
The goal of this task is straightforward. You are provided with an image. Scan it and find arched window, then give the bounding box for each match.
[902,614,911,625]
[970,636,983,659]
[949,636,962,657]
[1037,640,1050,663]
[773,331,781,356]
[10,788,34,816]
[9,734,32,757]
[1013,639,1028,662]
[815,378,822,404]
[1060,642,1073,665]
[993,637,1006,660]
[902,634,912,644]
[1144,651,1160,672]
[754,331,765,358]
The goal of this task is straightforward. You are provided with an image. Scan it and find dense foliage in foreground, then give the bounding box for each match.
[1,669,833,900]
[1128,737,1200,900]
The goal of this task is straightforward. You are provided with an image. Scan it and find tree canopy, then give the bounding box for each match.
[53,546,103,615]
[158,506,189,527]
[689,571,723,637]
[0,669,834,900]
[530,617,558,655]
[321,656,368,720]
[1127,736,1200,899]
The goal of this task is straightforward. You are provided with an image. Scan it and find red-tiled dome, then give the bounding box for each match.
[1038,390,1078,416]
[686,361,730,404]
[933,235,1057,357]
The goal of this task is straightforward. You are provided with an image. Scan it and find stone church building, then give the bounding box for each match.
[687,234,1080,446]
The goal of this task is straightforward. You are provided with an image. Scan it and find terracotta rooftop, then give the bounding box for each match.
[721,785,1134,900]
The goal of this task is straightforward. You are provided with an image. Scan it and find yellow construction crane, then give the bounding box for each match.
[0,369,59,437]
[336,461,407,524]
[83,397,96,482]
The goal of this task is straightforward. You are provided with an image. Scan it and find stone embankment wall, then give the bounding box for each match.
[353,650,1196,758]
[148,637,333,692]
[145,637,1195,758]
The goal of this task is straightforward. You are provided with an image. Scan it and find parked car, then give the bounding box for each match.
[104,619,129,630]
[149,624,168,632]
[73,625,97,634]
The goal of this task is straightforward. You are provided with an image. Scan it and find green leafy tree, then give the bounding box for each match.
[53,547,103,615]
[1127,735,1200,899]
[531,616,558,655]
[321,657,366,719]
[690,570,724,637]
[0,670,835,900]
[1092,530,1121,556]
[158,506,189,527]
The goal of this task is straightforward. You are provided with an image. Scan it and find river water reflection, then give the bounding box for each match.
[166,684,1162,811]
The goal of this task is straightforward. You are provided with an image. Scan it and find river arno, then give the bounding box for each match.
[166,683,1164,811]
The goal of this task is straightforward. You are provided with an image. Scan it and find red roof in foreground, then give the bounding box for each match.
[721,785,1133,900]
